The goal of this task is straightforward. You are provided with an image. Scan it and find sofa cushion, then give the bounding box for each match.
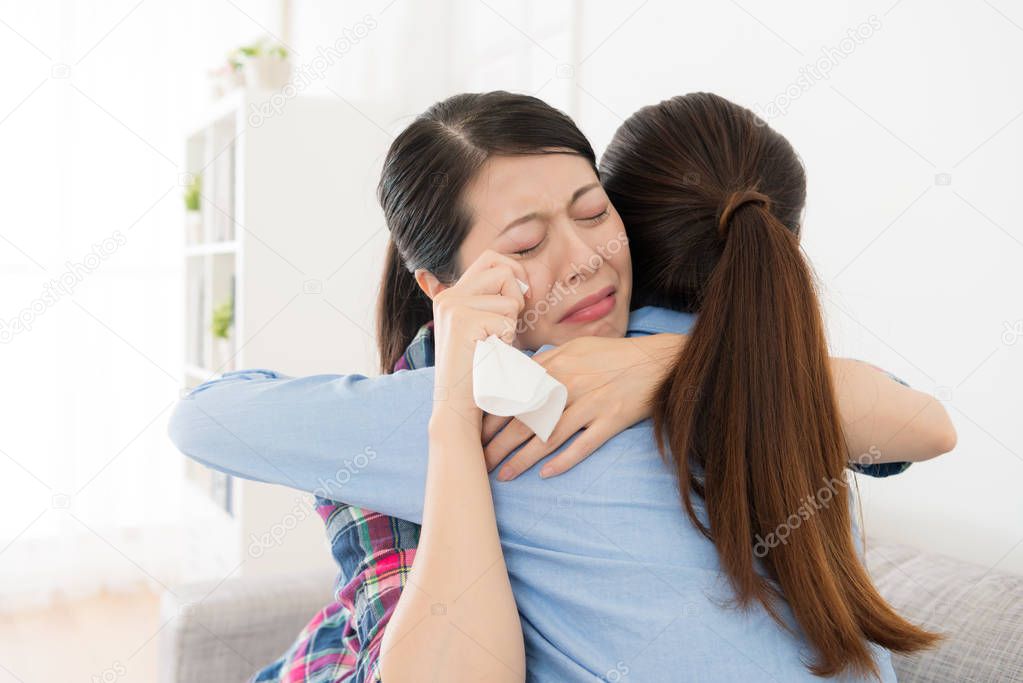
[865,540,1023,682]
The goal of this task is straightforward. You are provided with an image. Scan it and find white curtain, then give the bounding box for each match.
[0,0,280,611]
[0,0,574,610]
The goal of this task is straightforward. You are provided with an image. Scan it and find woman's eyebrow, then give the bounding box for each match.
[500,182,603,233]
[569,182,601,205]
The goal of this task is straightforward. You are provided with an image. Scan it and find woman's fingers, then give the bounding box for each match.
[482,418,535,471]
[457,264,526,304]
[528,346,559,368]
[480,311,519,344]
[537,422,617,479]
[494,403,594,481]
[481,413,513,446]
[460,249,530,288]
[456,250,530,306]
[435,250,531,350]
[461,294,523,318]
[480,351,561,453]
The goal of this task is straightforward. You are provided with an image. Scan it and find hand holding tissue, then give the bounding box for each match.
[471,279,568,442]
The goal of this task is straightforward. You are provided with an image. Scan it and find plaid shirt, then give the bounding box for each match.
[250,323,433,683]
[251,321,909,682]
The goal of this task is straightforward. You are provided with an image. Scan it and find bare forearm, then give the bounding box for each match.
[829,357,956,463]
[380,407,525,682]
[649,335,954,464]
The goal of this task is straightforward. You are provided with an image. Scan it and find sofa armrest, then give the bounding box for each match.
[158,568,336,683]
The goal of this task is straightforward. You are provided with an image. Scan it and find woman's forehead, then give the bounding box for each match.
[466,153,600,222]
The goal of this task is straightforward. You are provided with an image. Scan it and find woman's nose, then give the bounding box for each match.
[557,222,602,290]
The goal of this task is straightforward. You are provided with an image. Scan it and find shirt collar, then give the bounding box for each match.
[627,305,697,336]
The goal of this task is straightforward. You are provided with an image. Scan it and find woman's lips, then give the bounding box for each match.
[559,286,616,324]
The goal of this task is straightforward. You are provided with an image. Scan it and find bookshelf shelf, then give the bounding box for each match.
[184,363,215,380]
[184,240,239,256]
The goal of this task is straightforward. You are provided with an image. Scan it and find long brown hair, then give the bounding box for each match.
[375,91,596,373]
[601,93,939,678]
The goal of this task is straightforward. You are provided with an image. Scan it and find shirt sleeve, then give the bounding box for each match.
[167,366,438,522]
[844,360,913,478]
[166,325,540,523]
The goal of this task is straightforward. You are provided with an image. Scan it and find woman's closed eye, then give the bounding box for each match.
[514,242,543,257]
[510,207,610,257]
[577,207,610,224]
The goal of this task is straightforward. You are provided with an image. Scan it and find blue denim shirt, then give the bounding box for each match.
[169,305,901,682]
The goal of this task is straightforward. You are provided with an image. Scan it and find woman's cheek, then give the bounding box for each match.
[596,223,630,273]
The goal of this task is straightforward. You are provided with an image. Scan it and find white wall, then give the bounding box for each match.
[0,0,286,608]
[571,0,1023,575]
[288,0,1023,575]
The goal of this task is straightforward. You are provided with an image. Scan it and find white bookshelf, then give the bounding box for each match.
[181,89,390,578]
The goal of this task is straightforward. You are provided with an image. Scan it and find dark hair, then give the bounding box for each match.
[601,93,939,678]
[376,91,597,373]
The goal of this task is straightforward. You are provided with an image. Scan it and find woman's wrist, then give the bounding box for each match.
[630,333,685,415]
[641,332,685,378]
[429,400,483,437]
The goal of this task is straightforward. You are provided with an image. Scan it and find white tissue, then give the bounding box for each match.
[470,278,568,442]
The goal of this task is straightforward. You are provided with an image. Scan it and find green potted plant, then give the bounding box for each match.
[211,296,234,340]
[211,296,234,367]
[184,173,202,243]
[234,38,291,90]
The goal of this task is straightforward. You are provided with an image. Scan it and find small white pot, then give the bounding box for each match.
[186,211,203,243]
[244,55,292,90]
[214,336,234,370]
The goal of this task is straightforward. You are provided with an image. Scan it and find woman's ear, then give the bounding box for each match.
[414,269,449,301]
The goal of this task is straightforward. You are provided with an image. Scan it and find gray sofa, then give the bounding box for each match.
[158,540,1023,682]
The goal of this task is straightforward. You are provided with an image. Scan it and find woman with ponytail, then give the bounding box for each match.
[601,92,942,677]
[170,91,954,681]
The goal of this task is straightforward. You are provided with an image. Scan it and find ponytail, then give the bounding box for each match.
[651,192,939,677]
[377,239,433,375]
[602,92,939,679]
